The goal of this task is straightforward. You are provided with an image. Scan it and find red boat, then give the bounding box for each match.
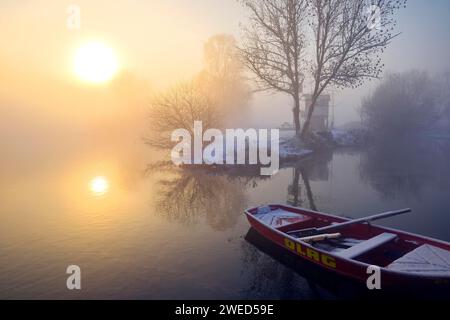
[245,204,450,289]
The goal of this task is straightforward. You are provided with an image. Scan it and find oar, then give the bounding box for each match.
[287,208,411,237]
[298,233,341,243]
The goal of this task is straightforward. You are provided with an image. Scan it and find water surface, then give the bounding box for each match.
[1,139,449,299]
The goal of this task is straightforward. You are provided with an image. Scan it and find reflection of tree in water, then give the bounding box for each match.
[288,167,317,210]
[286,152,333,210]
[360,139,450,200]
[146,162,264,230]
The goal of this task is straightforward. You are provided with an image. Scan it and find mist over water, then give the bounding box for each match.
[1,128,449,298]
[1,0,450,300]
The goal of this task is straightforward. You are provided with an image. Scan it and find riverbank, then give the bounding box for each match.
[279,128,367,162]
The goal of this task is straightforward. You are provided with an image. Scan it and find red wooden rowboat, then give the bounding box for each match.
[245,204,450,289]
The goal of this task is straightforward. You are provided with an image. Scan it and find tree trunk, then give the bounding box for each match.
[300,93,319,139]
[292,94,301,136]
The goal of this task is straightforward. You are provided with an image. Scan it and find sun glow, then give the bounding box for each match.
[90,176,110,196]
[73,42,119,84]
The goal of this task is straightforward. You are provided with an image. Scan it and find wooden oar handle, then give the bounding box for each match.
[298,233,341,243]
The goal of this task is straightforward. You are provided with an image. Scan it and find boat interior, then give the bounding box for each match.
[250,205,450,275]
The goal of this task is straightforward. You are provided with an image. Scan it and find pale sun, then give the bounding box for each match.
[73,42,119,84]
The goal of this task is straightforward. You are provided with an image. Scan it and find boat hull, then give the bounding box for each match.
[245,204,450,291]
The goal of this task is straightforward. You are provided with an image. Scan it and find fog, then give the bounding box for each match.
[2,1,450,300]
[2,0,450,161]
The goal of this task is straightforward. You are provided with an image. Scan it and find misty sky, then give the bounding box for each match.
[1,0,450,130]
[250,0,450,127]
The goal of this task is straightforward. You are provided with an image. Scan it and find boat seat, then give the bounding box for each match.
[337,232,397,259]
[387,244,450,276]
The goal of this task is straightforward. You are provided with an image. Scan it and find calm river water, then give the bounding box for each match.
[1,138,449,299]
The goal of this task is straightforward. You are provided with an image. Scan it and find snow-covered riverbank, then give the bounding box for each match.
[278,128,366,161]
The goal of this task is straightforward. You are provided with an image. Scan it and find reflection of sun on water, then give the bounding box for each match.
[90,176,110,196]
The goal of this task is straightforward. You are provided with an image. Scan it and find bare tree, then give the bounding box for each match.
[146,35,250,150]
[301,0,407,138]
[195,34,251,124]
[239,0,308,135]
[145,82,222,149]
[200,34,243,86]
